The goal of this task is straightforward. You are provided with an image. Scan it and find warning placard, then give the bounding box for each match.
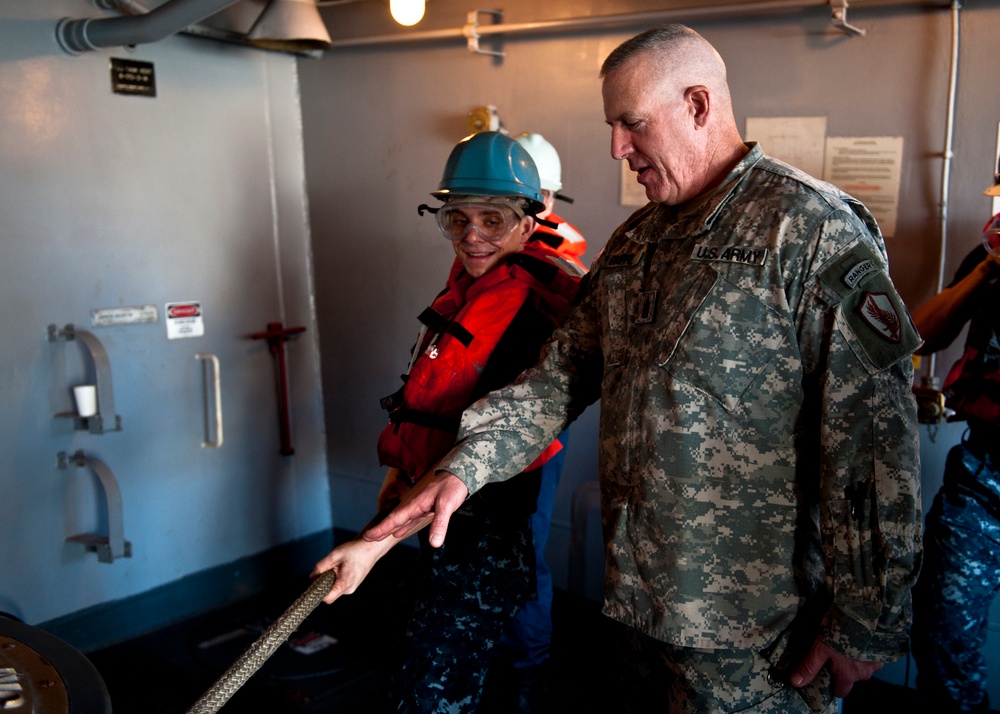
[165,301,204,339]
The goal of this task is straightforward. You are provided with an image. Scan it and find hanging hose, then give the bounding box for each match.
[186,569,337,714]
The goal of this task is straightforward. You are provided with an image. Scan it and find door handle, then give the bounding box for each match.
[195,353,223,448]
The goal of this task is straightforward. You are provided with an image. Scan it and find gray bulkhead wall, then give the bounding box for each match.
[0,0,329,631]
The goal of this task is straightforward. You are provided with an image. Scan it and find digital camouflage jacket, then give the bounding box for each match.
[437,143,923,662]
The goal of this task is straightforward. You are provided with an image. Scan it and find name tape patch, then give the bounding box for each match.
[691,243,768,265]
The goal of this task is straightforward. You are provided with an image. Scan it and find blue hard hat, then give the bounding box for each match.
[432,131,545,215]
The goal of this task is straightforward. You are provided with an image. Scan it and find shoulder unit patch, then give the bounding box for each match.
[858,292,902,342]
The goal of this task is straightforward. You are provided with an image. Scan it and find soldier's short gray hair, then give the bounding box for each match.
[600,24,705,77]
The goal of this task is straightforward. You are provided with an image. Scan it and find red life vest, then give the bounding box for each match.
[377,243,581,483]
[940,246,1000,423]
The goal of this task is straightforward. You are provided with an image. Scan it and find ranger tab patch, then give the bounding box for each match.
[843,258,878,289]
[858,292,902,342]
[691,243,768,265]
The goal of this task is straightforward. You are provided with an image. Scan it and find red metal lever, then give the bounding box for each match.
[250,322,306,456]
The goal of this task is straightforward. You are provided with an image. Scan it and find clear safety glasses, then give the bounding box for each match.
[433,203,525,243]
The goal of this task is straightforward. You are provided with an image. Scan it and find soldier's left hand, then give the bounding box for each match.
[790,637,883,699]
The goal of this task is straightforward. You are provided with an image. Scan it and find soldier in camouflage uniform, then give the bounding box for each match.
[367,25,923,713]
[910,210,1000,713]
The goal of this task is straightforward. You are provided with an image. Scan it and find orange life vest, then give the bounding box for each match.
[530,211,588,273]
[377,243,581,483]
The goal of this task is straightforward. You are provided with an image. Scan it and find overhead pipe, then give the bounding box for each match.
[324,0,946,49]
[56,0,241,54]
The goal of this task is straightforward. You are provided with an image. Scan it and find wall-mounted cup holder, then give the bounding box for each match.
[48,324,122,434]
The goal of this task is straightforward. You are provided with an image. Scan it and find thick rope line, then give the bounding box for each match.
[187,569,338,714]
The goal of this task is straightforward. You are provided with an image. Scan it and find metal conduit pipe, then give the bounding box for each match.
[56,0,241,54]
[325,0,947,49]
[926,0,962,381]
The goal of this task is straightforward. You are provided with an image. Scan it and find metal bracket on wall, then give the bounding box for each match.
[57,450,132,564]
[47,323,122,434]
[464,9,504,58]
[831,0,866,36]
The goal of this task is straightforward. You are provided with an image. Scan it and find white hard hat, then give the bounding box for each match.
[514,132,562,192]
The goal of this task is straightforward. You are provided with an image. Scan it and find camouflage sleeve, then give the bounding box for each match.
[435,273,604,495]
[803,231,923,661]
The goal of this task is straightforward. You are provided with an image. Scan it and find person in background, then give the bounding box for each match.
[910,195,1000,713]
[366,24,923,713]
[311,131,582,713]
[486,132,588,711]
[514,132,589,273]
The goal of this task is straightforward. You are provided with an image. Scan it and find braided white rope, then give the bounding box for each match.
[187,570,338,714]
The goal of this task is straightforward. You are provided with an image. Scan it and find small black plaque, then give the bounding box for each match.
[110,58,156,97]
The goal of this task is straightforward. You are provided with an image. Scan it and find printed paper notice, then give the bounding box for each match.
[745,116,827,178]
[165,301,204,339]
[619,161,648,206]
[823,136,904,237]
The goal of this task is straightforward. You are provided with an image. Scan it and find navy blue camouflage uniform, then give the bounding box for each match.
[393,494,537,713]
[912,244,1000,713]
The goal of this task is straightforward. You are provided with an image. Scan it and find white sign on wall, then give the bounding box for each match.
[823,136,904,238]
[91,304,158,327]
[745,116,827,179]
[165,301,204,339]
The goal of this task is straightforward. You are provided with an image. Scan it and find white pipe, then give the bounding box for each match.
[927,0,961,381]
[56,0,241,54]
[325,0,945,49]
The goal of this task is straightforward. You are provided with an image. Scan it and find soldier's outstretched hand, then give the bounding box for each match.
[363,469,469,548]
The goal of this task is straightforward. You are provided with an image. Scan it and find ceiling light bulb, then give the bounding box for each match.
[390,0,424,26]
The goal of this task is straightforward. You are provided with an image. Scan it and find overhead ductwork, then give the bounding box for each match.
[246,0,332,52]
[55,0,332,56]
